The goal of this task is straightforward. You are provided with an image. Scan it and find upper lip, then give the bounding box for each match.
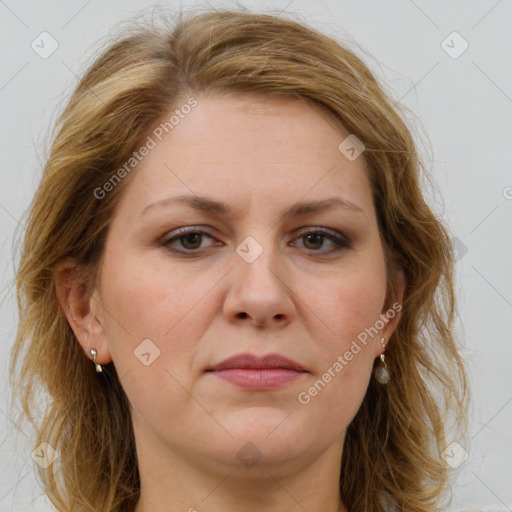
[207,353,306,372]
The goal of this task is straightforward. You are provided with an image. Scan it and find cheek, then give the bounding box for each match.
[101,253,220,342]
[336,280,384,339]
[304,265,387,347]
[97,256,213,428]
[296,253,386,411]
[98,252,236,429]
[296,290,379,435]
[296,340,374,444]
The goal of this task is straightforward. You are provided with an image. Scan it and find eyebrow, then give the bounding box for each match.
[141,194,365,218]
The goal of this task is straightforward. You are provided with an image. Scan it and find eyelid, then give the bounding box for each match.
[294,226,350,243]
[291,227,351,252]
[160,227,218,248]
[161,225,351,255]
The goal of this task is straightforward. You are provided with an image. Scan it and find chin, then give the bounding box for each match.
[211,412,315,465]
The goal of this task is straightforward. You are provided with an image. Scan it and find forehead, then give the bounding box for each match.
[113,92,375,222]
[170,92,347,154]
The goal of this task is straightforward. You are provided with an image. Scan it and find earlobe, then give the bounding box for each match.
[54,258,111,365]
[375,267,406,357]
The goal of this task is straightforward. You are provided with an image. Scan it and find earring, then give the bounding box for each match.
[89,348,103,373]
[374,337,389,384]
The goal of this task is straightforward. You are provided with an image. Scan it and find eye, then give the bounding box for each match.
[162,228,219,254]
[161,226,351,256]
[291,228,351,254]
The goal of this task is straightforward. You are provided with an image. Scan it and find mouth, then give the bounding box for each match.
[205,353,307,390]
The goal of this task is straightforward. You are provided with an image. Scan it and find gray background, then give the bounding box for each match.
[1,0,511,510]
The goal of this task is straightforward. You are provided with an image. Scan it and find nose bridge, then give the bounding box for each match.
[223,230,295,326]
[235,231,284,291]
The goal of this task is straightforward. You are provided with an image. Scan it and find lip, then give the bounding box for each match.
[208,353,306,372]
[206,353,307,390]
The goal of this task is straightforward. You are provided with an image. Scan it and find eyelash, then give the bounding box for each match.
[161,227,351,256]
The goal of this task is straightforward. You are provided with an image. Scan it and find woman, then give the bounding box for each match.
[10,7,468,512]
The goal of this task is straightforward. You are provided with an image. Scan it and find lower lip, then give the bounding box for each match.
[209,368,305,390]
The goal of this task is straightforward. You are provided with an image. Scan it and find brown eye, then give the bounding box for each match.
[179,232,203,250]
[293,228,350,254]
[303,233,324,250]
[162,228,217,254]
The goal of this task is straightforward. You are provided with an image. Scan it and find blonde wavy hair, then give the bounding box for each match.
[10,7,468,512]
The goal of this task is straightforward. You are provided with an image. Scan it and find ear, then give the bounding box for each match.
[374,266,406,358]
[54,258,112,366]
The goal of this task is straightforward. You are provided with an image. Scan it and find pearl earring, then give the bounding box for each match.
[374,337,389,384]
[89,348,103,373]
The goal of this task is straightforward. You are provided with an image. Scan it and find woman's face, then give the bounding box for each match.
[88,93,402,477]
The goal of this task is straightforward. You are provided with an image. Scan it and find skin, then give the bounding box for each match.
[57,92,404,512]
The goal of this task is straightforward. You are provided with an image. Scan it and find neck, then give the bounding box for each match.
[133,434,348,512]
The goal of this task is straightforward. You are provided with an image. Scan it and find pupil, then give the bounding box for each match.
[183,233,201,249]
[305,233,322,249]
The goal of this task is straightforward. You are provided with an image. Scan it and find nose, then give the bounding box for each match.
[222,243,296,329]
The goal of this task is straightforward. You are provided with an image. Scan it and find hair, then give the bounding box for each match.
[10,6,468,512]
